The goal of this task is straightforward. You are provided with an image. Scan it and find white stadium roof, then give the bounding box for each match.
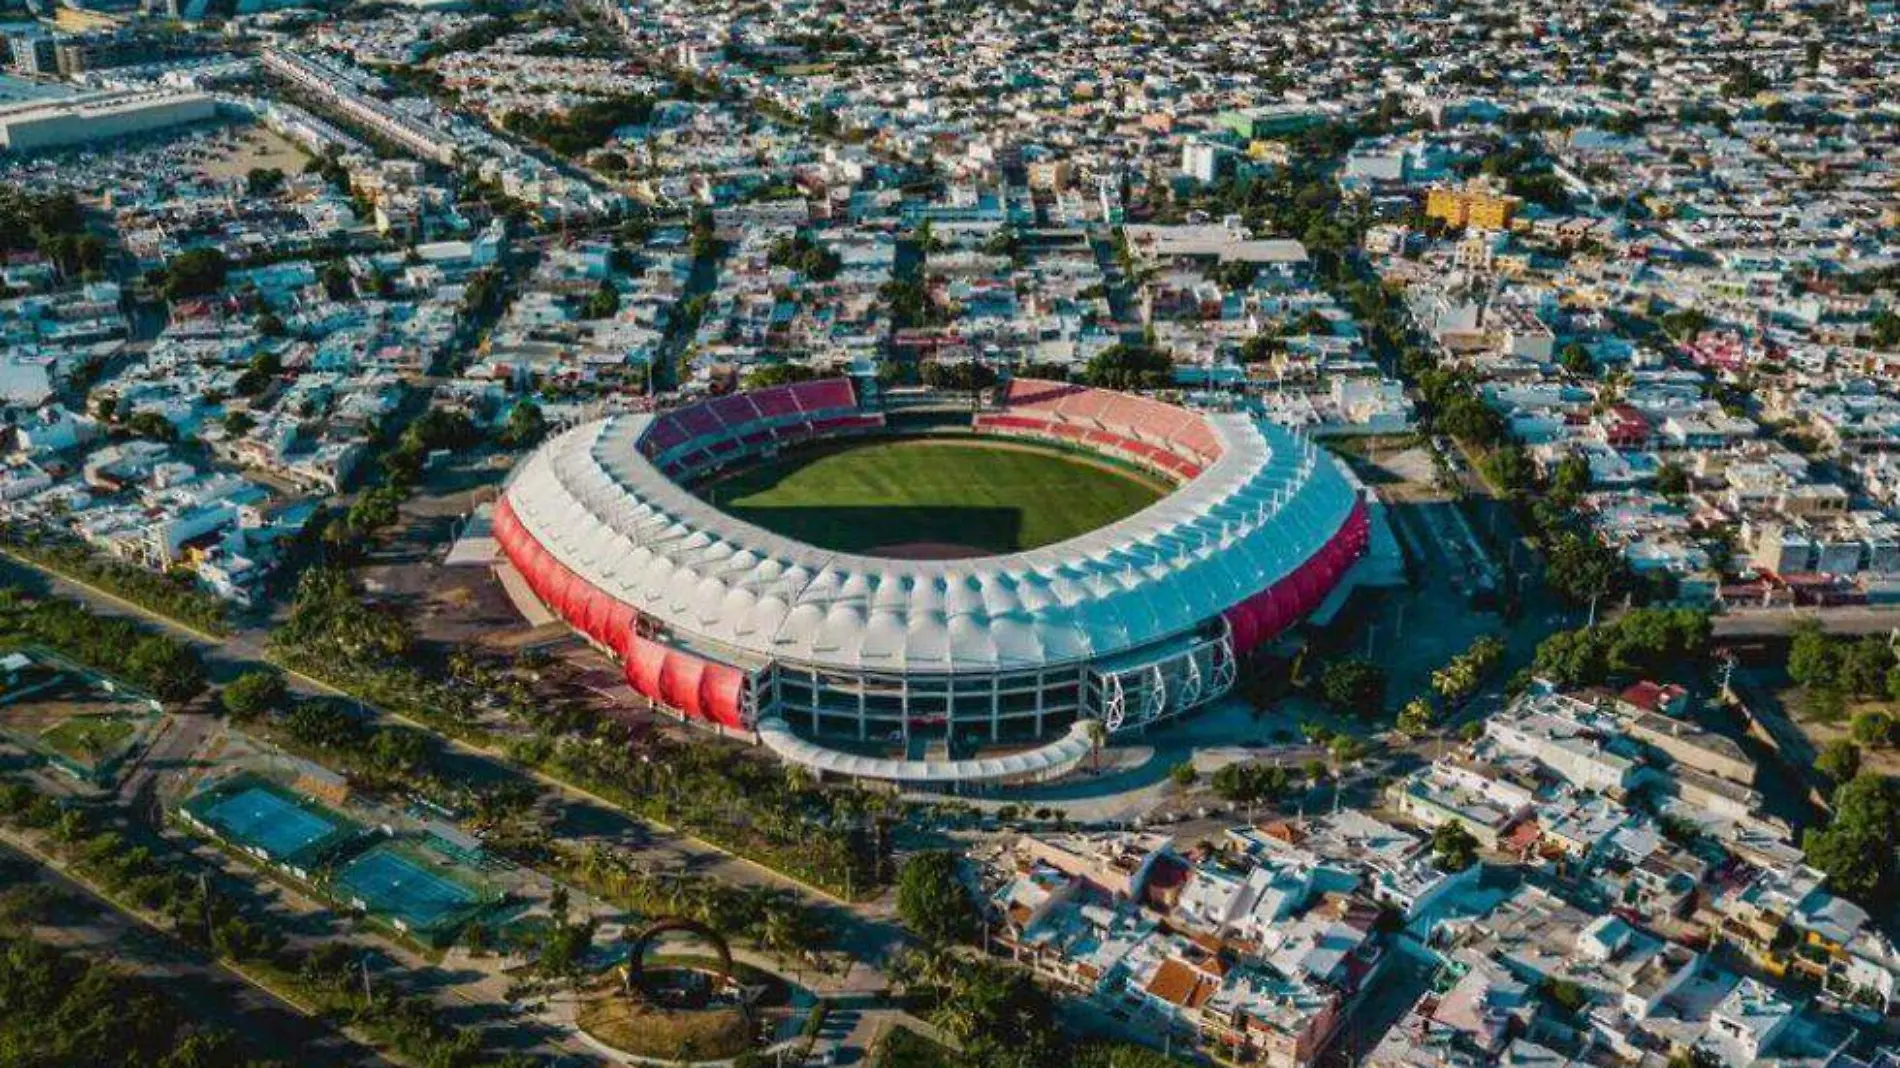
[757,717,1094,784]
[501,413,1358,675]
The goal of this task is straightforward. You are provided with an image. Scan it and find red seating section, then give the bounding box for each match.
[1221,497,1371,653]
[972,378,1221,481]
[492,496,746,729]
[636,378,879,478]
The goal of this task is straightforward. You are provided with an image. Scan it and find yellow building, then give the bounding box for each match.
[1425,185,1520,231]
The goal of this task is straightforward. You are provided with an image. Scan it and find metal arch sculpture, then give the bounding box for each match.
[621,918,734,999]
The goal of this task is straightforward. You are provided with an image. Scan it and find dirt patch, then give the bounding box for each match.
[1791,692,1900,778]
[192,125,309,182]
[575,993,754,1062]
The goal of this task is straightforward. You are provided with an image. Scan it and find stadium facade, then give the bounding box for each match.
[494,378,1369,787]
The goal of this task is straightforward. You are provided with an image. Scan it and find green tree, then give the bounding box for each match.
[742,363,820,390]
[1659,307,1709,342]
[1544,531,1620,607]
[1850,709,1897,748]
[1549,453,1592,504]
[162,247,230,301]
[1431,821,1480,872]
[1815,740,1861,784]
[1654,462,1690,498]
[895,851,977,945]
[1802,773,1900,905]
[496,400,548,448]
[1397,697,1436,737]
[220,670,287,720]
[1787,620,1841,690]
[1840,637,1896,698]
[1557,343,1593,376]
[123,635,207,703]
[369,727,429,776]
[221,410,254,437]
[584,280,621,319]
[1082,343,1172,391]
[1870,310,1900,351]
[245,167,285,196]
[1319,658,1387,715]
[347,485,404,534]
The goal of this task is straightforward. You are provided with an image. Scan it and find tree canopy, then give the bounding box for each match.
[1530,609,1711,688]
[1082,343,1172,391]
[162,247,230,301]
[1802,773,1900,905]
[896,851,978,945]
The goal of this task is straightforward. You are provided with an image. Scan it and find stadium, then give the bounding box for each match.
[493,378,1370,789]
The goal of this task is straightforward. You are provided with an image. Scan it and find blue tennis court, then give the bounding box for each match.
[335,845,481,932]
[200,785,338,860]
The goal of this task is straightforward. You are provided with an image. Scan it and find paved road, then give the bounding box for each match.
[1712,607,1900,638]
[0,838,387,1066]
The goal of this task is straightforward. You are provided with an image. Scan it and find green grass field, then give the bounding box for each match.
[38,715,135,765]
[699,438,1168,555]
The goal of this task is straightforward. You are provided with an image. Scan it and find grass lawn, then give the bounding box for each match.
[698,438,1168,555]
[872,1026,959,1068]
[38,715,135,765]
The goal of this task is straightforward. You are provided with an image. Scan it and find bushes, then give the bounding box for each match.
[1787,622,1900,713]
[1802,773,1900,905]
[896,851,977,945]
[221,670,288,720]
[1318,657,1387,714]
[1208,761,1296,804]
[162,247,230,301]
[0,934,255,1067]
[0,591,207,703]
[1432,635,1507,704]
[767,233,842,281]
[1530,609,1711,688]
[1082,343,1172,391]
[545,842,826,961]
[742,363,820,390]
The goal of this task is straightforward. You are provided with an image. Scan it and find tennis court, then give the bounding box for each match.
[198,784,340,861]
[335,844,483,934]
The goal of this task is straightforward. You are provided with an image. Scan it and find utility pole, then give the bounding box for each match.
[361,954,374,1007]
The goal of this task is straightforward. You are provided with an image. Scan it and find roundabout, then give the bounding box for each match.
[574,922,778,1065]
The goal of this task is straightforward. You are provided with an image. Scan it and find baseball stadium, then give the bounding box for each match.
[492,378,1369,789]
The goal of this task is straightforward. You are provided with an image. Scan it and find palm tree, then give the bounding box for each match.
[1083,718,1108,773]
